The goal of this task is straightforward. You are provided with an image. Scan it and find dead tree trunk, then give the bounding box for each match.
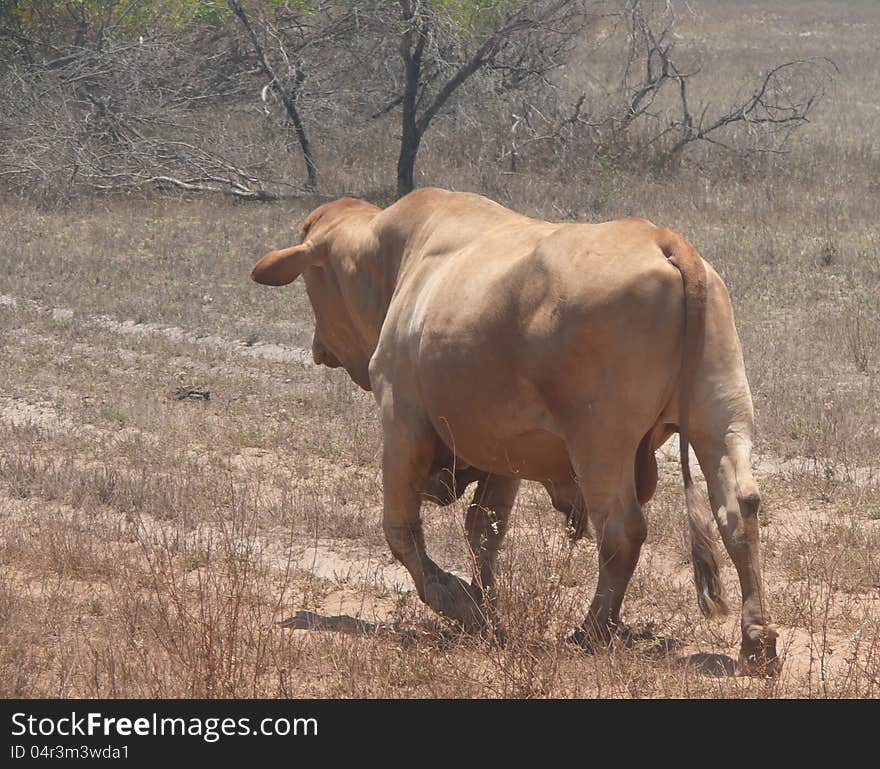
[397,122,422,198]
[393,0,570,198]
[228,0,318,193]
[397,0,427,197]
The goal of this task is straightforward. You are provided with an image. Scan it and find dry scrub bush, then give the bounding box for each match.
[0,1,835,203]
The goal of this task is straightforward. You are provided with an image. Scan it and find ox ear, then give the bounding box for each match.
[250,241,321,286]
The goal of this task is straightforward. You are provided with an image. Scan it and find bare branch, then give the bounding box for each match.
[665,57,837,158]
[227,0,318,192]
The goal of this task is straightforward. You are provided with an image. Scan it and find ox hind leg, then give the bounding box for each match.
[422,464,488,507]
[693,436,779,675]
[380,413,486,633]
[565,425,647,647]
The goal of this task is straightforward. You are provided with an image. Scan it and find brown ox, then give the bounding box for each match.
[251,188,779,674]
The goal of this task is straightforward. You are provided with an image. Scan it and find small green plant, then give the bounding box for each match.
[107,409,128,427]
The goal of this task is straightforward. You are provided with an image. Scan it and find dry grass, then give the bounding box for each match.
[1,0,879,698]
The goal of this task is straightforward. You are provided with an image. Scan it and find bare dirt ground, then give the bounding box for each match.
[1,1,879,698]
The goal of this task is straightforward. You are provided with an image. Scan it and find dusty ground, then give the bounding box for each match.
[1,192,878,699]
[1,0,879,698]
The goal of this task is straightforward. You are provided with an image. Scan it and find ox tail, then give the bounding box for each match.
[659,229,729,619]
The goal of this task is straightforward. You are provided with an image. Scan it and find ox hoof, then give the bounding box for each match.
[738,624,781,677]
[472,583,507,646]
[490,624,508,647]
[566,623,616,653]
[424,572,487,634]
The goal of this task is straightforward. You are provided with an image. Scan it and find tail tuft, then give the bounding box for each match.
[686,483,728,618]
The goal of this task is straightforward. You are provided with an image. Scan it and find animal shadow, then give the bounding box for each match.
[674,652,738,677]
[278,610,454,646]
[614,625,686,657]
[617,627,737,676]
[281,613,737,676]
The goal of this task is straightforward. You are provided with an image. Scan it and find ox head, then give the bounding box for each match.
[251,198,382,391]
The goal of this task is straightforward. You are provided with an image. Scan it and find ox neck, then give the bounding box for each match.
[321,232,405,392]
[327,194,462,389]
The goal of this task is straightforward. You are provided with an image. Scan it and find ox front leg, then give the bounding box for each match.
[381,421,485,633]
[465,474,520,638]
[696,439,779,676]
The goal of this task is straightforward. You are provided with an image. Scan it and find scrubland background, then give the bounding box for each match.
[1,0,878,697]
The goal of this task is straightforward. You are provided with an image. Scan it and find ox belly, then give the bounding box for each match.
[418,369,574,483]
[440,424,572,483]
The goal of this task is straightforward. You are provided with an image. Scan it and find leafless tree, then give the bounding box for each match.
[619,3,834,160]
[501,1,835,168]
[227,0,335,193]
[360,0,598,197]
[661,58,835,160]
